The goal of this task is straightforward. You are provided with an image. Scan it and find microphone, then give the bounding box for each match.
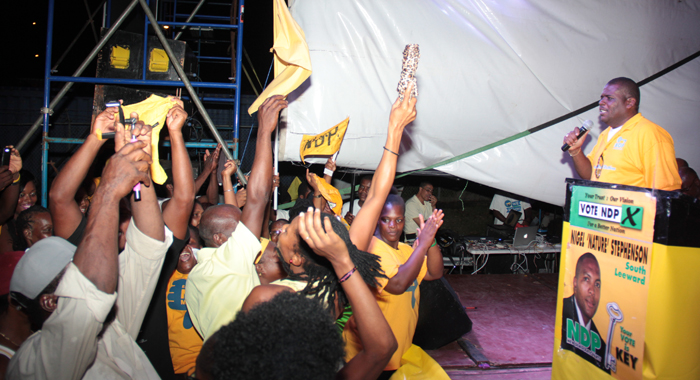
[561,120,593,152]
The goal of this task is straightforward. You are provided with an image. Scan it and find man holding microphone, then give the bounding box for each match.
[563,77,681,190]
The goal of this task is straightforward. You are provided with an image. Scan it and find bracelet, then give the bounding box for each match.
[315,194,323,198]
[323,168,334,177]
[383,146,399,156]
[568,148,581,157]
[339,267,357,283]
[224,189,233,192]
[12,173,20,184]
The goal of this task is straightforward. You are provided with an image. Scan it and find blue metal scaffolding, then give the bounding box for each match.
[32,0,246,205]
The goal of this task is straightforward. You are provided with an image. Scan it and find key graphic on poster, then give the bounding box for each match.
[605,302,623,373]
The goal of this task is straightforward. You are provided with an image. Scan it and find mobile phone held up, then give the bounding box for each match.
[1,147,11,167]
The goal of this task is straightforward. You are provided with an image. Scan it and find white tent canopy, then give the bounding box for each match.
[279,0,700,206]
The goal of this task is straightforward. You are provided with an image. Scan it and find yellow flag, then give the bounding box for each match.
[248,0,312,115]
[287,176,302,201]
[313,175,343,216]
[121,94,175,185]
[299,117,349,164]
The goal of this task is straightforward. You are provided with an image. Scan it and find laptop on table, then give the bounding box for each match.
[512,226,538,249]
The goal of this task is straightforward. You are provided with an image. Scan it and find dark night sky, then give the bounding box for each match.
[1,0,275,96]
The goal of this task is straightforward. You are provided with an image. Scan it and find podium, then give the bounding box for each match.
[552,179,700,380]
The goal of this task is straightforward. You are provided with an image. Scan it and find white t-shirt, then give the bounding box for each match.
[490,194,531,225]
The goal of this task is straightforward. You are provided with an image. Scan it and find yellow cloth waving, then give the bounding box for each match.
[312,175,343,216]
[121,94,175,185]
[248,0,312,115]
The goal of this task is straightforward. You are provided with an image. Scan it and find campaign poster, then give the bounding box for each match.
[558,185,655,380]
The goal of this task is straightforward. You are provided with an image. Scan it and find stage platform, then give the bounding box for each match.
[426,273,558,379]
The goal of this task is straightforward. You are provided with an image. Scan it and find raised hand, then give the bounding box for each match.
[413,209,444,250]
[563,127,589,154]
[306,169,319,191]
[166,97,187,132]
[298,207,350,266]
[115,112,152,157]
[7,146,21,174]
[222,159,237,178]
[257,95,288,135]
[202,144,221,174]
[92,101,121,139]
[324,158,336,172]
[388,81,417,135]
[101,141,152,199]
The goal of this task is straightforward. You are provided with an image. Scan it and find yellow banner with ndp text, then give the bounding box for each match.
[553,186,655,380]
[299,117,349,164]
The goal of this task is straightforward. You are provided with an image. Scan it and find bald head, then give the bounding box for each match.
[677,158,689,169]
[199,204,242,247]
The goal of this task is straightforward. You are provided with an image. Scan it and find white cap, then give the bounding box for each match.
[10,237,76,299]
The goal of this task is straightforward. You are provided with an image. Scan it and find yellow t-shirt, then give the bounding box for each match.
[587,113,681,190]
[166,270,202,376]
[342,237,427,370]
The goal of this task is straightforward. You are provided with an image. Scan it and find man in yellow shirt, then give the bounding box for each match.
[563,77,681,190]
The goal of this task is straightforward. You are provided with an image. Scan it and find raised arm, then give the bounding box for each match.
[49,106,119,238]
[384,210,443,294]
[563,128,592,180]
[0,147,22,224]
[221,159,240,207]
[241,95,287,237]
[306,171,326,211]
[298,209,397,380]
[195,144,220,202]
[350,83,417,251]
[115,115,165,242]
[161,99,195,240]
[72,141,151,293]
[261,173,279,239]
[323,157,336,184]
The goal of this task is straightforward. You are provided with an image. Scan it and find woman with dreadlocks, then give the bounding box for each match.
[197,209,397,380]
[243,80,418,308]
[241,83,418,376]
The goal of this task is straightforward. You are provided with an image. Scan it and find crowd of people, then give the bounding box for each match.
[0,83,451,380]
[0,76,696,380]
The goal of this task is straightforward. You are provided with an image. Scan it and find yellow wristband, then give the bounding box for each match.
[96,129,103,141]
[12,173,20,183]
